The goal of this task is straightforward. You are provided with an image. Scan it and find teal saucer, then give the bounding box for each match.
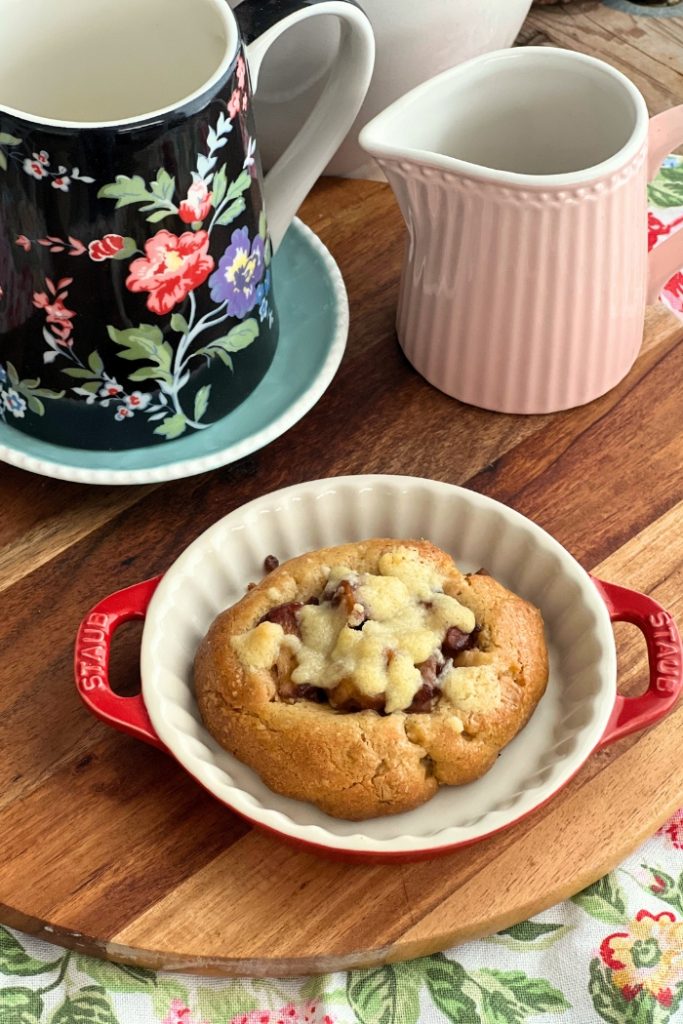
[0,219,348,485]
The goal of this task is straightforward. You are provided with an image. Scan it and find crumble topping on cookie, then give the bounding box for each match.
[230,545,481,714]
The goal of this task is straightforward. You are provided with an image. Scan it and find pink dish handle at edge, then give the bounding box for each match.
[74,576,166,751]
[74,574,682,756]
[593,576,683,749]
[647,105,683,304]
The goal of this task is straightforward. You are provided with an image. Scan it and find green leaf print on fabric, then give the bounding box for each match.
[589,958,672,1024]
[0,986,43,1024]
[470,970,571,1022]
[51,986,119,1024]
[0,930,61,977]
[151,979,190,1020]
[298,979,347,1005]
[347,965,401,1024]
[630,865,683,915]
[571,875,628,925]
[423,955,479,1022]
[74,957,157,994]
[486,922,572,951]
[194,986,258,1024]
[648,163,683,210]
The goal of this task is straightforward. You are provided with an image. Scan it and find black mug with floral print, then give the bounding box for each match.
[0,0,370,450]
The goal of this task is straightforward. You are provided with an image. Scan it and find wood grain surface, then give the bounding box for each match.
[2,4,683,976]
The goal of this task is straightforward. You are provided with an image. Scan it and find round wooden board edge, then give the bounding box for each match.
[1,792,679,978]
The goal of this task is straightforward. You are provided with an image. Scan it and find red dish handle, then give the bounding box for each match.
[593,576,683,749]
[74,576,166,751]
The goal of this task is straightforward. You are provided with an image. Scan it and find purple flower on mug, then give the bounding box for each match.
[2,389,27,418]
[209,226,265,319]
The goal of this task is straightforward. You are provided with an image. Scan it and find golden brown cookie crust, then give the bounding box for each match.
[194,539,548,820]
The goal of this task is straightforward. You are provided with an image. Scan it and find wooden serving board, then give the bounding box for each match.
[2,3,683,977]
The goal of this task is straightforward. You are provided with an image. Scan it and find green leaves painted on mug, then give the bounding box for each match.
[98,169,178,222]
[0,134,20,173]
[106,324,173,387]
[194,385,212,423]
[3,362,64,416]
[170,313,189,336]
[211,166,229,210]
[196,317,259,369]
[212,170,252,227]
[154,412,188,440]
[259,211,272,267]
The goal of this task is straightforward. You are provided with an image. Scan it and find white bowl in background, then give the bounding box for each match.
[237,0,534,179]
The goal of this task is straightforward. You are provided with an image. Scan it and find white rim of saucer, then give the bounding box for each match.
[0,219,349,486]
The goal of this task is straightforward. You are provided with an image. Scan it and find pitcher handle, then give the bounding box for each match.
[236,0,375,251]
[647,106,683,304]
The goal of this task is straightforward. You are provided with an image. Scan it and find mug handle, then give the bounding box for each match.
[235,0,375,251]
[647,106,683,303]
[74,576,166,751]
[593,577,683,749]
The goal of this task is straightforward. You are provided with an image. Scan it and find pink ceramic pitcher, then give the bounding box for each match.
[360,47,683,414]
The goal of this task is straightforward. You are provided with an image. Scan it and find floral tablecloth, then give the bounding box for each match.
[3,160,683,1024]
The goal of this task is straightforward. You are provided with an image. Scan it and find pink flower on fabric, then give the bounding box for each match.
[15,235,31,252]
[659,807,683,849]
[125,229,214,316]
[237,55,246,90]
[661,272,683,317]
[162,998,209,1024]
[228,1002,335,1024]
[179,175,213,225]
[648,213,670,252]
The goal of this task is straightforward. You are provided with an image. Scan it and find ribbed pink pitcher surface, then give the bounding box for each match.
[360,48,683,414]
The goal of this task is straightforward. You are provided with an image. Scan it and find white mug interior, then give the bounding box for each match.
[0,0,238,126]
[385,49,646,177]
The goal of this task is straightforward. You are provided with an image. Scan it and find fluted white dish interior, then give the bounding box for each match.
[140,475,616,855]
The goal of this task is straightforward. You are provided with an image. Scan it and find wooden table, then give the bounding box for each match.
[2,1,683,977]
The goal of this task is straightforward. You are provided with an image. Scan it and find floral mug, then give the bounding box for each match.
[0,0,374,449]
